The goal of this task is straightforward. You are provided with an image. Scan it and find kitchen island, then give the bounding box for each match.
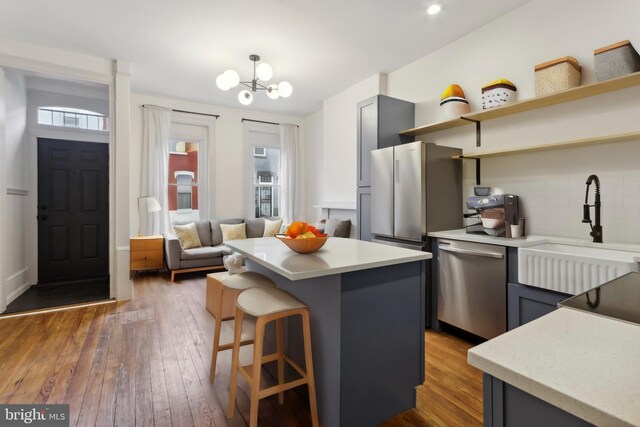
[225,237,430,427]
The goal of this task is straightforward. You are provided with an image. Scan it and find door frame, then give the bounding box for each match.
[0,54,130,307]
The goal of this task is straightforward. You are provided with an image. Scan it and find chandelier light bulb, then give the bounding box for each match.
[278,81,293,98]
[427,4,441,15]
[223,69,240,88]
[256,63,273,81]
[266,84,280,99]
[238,89,253,105]
[216,74,231,91]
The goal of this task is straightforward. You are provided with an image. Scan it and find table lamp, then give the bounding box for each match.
[138,196,162,236]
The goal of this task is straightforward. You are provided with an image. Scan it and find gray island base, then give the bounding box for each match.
[225,237,430,427]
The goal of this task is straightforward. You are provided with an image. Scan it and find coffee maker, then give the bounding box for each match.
[465,188,519,237]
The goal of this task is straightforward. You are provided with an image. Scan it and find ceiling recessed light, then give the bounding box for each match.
[427,4,442,15]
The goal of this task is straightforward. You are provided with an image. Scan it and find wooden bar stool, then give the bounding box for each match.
[207,271,276,384]
[227,287,319,427]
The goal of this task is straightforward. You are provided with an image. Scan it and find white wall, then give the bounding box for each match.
[321,73,386,204]
[3,70,29,303]
[382,0,640,243]
[129,93,304,234]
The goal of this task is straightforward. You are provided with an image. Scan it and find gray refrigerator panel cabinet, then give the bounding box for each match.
[357,187,372,242]
[370,147,394,238]
[357,98,378,188]
[357,95,415,188]
[394,142,425,242]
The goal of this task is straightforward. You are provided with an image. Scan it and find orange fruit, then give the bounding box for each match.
[286,221,305,238]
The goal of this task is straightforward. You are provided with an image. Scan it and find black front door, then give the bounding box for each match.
[37,138,109,284]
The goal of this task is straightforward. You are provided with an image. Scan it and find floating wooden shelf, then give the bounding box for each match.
[399,117,469,136]
[451,132,640,160]
[401,71,640,137]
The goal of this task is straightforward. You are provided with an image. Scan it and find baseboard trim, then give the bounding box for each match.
[0,299,116,320]
[7,268,31,304]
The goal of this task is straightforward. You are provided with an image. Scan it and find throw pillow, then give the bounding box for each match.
[263,218,283,237]
[325,218,352,238]
[220,223,247,242]
[173,222,202,249]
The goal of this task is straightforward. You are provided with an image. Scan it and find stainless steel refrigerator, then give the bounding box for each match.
[370,141,462,250]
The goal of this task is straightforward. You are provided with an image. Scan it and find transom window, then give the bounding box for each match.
[38,106,109,131]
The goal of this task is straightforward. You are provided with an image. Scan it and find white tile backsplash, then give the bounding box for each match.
[462,142,640,244]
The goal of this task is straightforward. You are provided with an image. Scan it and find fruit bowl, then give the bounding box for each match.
[275,234,328,254]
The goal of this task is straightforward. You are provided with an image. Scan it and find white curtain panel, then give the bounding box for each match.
[280,123,303,224]
[140,106,171,235]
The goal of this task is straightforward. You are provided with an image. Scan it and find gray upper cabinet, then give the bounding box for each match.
[357,95,415,188]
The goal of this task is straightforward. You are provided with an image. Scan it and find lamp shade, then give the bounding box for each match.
[238,90,253,105]
[223,69,240,88]
[256,63,273,81]
[140,196,161,213]
[137,196,162,236]
[266,84,280,99]
[278,81,293,98]
[216,74,231,91]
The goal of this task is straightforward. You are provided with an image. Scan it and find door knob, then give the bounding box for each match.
[38,215,48,221]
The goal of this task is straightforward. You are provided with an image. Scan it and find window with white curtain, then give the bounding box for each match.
[168,117,213,225]
[243,122,281,219]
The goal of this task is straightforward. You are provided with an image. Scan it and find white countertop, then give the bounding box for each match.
[225,237,430,281]
[429,228,640,252]
[468,308,640,427]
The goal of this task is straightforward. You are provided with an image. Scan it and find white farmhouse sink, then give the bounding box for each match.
[518,243,640,295]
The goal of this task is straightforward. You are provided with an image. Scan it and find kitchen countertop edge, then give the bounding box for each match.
[467,308,640,427]
[429,229,640,252]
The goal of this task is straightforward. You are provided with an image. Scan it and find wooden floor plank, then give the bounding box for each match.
[94,312,123,427]
[75,305,117,427]
[39,307,97,404]
[134,317,155,427]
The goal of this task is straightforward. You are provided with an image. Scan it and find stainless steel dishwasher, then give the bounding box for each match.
[437,239,506,339]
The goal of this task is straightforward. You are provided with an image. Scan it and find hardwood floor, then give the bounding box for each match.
[0,273,482,426]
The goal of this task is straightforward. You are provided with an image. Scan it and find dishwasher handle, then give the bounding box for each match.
[438,245,504,259]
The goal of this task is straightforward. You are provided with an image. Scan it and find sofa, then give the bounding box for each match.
[164,217,280,282]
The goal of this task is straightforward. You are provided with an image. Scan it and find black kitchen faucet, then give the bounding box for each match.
[582,174,603,243]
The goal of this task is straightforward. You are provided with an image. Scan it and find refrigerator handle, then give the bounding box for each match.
[395,159,400,184]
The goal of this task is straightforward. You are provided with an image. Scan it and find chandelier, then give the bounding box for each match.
[216,54,293,105]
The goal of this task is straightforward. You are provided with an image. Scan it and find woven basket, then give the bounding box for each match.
[535,56,581,96]
[594,40,640,81]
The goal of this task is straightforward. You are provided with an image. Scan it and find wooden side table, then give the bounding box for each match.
[130,235,164,275]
